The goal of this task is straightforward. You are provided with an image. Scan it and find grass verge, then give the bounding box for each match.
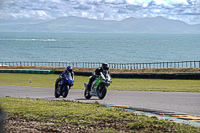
[0,73,200,92]
[1,97,200,132]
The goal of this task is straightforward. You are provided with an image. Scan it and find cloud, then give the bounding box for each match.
[0,0,199,25]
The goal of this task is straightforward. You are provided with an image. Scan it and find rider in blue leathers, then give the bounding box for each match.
[55,66,74,90]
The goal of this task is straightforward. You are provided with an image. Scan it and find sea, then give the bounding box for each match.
[0,32,200,63]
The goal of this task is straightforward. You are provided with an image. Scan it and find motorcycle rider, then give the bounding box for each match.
[87,63,109,90]
[55,66,75,90]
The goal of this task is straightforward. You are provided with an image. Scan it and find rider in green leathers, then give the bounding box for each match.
[87,63,109,90]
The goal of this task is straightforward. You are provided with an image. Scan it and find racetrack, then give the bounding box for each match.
[0,85,199,116]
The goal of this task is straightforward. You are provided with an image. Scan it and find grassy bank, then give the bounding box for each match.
[1,97,199,132]
[1,66,200,73]
[0,73,200,92]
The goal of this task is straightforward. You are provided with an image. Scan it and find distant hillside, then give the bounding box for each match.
[0,16,199,33]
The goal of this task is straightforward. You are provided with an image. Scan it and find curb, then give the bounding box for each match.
[62,99,200,127]
[106,105,200,127]
[0,69,53,74]
[110,72,200,79]
[74,71,200,79]
[35,98,200,127]
[1,69,200,79]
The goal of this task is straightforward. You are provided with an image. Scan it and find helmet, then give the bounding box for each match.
[67,66,73,73]
[102,63,109,70]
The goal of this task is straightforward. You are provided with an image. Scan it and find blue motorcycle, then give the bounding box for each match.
[54,72,73,98]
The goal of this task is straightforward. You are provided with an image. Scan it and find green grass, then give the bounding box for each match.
[0,73,200,92]
[111,78,200,92]
[1,74,200,131]
[1,97,199,132]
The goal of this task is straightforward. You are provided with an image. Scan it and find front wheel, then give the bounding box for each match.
[97,85,107,99]
[62,84,69,98]
[54,89,60,98]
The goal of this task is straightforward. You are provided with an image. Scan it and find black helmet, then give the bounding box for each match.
[102,63,109,70]
[67,66,72,72]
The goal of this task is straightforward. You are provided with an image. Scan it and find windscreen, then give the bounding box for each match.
[65,72,72,80]
[103,70,110,79]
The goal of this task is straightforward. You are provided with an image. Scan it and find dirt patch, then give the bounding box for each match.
[4,115,90,133]
[3,114,130,133]
[3,113,176,133]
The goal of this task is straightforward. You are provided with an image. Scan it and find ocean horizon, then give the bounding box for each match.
[0,32,199,64]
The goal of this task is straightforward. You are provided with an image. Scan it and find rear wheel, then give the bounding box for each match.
[54,90,60,98]
[97,85,107,99]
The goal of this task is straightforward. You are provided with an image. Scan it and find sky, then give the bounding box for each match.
[0,0,199,25]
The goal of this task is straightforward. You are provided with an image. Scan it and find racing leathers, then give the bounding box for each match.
[87,67,110,90]
[55,70,74,90]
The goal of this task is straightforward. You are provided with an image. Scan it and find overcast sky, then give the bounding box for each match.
[0,0,199,25]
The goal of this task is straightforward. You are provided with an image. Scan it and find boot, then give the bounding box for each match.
[87,83,91,91]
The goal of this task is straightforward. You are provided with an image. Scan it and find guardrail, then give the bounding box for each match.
[0,61,200,69]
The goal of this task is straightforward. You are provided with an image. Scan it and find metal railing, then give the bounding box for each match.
[0,61,200,69]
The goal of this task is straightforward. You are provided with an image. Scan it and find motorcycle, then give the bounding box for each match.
[84,70,111,99]
[54,72,73,98]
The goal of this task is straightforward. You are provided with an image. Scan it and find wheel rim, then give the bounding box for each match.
[98,88,103,97]
[85,90,89,97]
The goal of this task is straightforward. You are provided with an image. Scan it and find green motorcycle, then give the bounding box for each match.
[84,70,111,99]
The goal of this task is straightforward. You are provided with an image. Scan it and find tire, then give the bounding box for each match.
[54,78,61,98]
[54,90,60,98]
[97,85,107,99]
[62,84,69,98]
[84,88,92,99]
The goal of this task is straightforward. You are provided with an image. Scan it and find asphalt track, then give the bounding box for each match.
[0,85,199,116]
